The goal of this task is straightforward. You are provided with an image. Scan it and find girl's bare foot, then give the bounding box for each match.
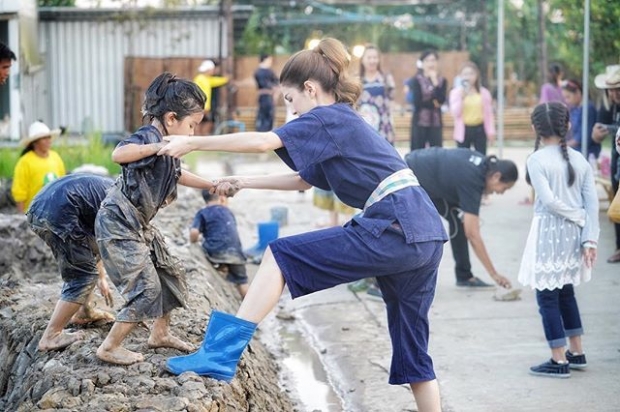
[148,334,195,352]
[38,330,84,351]
[96,345,144,365]
[70,308,115,325]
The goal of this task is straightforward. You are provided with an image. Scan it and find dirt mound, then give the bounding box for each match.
[0,188,294,412]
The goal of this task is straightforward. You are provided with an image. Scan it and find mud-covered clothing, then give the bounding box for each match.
[405,148,487,282]
[192,204,248,285]
[95,126,187,322]
[272,103,447,385]
[116,126,181,222]
[12,150,66,212]
[192,204,245,264]
[27,173,114,303]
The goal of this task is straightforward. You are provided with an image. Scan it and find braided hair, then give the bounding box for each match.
[141,72,206,135]
[527,102,575,186]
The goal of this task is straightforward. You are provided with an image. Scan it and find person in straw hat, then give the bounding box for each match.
[592,65,620,263]
[11,121,66,213]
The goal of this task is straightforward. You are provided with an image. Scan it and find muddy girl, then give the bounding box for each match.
[94,72,214,366]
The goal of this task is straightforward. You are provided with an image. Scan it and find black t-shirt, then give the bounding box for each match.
[254,67,278,91]
[405,148,486,215]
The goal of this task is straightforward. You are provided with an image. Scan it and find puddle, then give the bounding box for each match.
[280,322,342,412]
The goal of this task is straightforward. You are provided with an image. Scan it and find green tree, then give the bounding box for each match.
[38,0,75,6]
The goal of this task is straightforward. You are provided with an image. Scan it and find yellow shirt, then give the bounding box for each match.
[463,93,484,126]
[11,150,66,211]
[193,74,229,111]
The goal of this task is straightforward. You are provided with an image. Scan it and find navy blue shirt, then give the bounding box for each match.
[28,173,114,241]
[192,205,245,263]
[568,103,600,158]
[254,67,278,91]
[405,147,486,216]
[274,104,446,244]
[116,125,182,222]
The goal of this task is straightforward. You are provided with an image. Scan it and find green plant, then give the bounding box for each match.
[0,132,120,179]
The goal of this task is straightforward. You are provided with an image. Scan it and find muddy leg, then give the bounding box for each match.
[148,312,194,352]
[97,321,144,365]
[38,300,85,351]
[70,291,115,325]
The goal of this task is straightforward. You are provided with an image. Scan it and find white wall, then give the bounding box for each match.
[38,8,227,134]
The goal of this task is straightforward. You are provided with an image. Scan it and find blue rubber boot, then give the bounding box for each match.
[165,311,257,382]
[244,221,279,263]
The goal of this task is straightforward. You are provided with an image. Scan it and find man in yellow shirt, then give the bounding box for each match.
[11,121,66,213]
[193,59,228,134]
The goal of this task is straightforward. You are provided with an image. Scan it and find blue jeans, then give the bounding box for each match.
[536,285,583,348]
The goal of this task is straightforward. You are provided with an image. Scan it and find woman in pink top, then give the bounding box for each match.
[539,63,565,104]
[449,62,495,155]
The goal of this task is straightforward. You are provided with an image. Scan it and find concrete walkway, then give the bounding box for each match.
[209,146,620,412]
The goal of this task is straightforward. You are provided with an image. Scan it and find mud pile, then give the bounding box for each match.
[0,188,294,412]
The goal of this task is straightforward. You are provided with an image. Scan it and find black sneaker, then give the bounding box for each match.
[565,351,587,369]
[456,277,495,289]
[529,359,570,378]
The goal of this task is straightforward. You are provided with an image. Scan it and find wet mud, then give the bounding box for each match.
[0,187,295,412]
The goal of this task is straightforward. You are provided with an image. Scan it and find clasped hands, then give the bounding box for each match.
[210,177,244,197]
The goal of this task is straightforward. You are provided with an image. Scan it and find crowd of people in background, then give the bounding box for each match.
[2,35,620,412]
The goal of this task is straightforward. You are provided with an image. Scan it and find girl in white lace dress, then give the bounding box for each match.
[518,102,599,378]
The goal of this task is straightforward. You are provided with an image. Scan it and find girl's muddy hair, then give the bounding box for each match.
[142,72,206,134]
[279,37,362,105]
[527,102,575,186]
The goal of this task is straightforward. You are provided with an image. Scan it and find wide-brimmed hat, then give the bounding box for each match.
[198,59,215,73]
[20,121,60,147]
[594,65,620,89]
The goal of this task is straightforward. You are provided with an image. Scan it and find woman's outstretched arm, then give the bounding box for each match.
[158,131,283,158]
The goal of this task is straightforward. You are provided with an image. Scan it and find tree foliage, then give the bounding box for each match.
[38,0,75,6]
[235,0,618,94]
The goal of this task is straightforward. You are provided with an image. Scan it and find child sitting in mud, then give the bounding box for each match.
[190,190,249,298]
[94,72,214,366]
[27,173,116,351]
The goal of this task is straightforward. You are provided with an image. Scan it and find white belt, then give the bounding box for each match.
[364,169,419,210]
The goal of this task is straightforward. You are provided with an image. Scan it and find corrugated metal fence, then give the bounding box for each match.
[38,6,248,135]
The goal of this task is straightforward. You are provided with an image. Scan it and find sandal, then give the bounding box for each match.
[607,250,620,264]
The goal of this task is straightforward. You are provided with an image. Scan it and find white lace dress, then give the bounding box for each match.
[518,145,600,291]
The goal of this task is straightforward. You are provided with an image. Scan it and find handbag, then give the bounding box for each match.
[608,189,620,223]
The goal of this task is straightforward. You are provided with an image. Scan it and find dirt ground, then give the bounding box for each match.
[0,188,296,412]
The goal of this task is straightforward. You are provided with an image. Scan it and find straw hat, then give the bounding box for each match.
[594,65,620,89]
[21,121,60,147]
[198,60,215,73]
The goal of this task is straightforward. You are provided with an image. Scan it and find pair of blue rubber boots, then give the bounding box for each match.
[165,311,257,382]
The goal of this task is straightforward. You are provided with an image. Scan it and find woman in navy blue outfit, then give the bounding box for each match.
[159,38,448,412]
